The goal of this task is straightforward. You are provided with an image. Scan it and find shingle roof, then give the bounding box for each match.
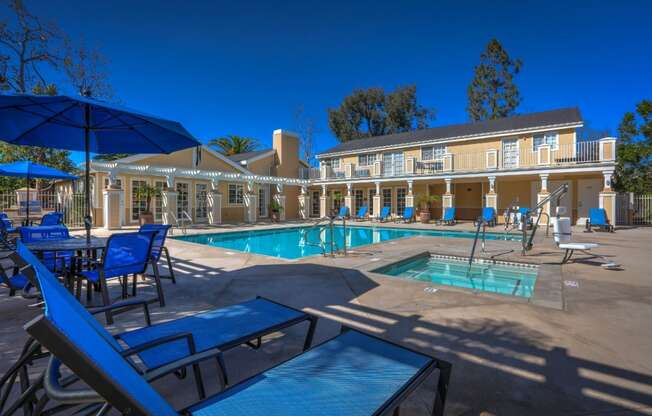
[318,107,582,157]
[227,149,274,163]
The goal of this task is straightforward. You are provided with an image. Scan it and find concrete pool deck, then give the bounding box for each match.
[1,222,651,415]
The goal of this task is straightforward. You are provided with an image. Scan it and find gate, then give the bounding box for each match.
[616,193,652,225]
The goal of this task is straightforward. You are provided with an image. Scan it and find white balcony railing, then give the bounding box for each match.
[316,139,612,182]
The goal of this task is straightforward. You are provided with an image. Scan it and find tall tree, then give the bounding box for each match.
[467,39,522,122]
[63,36,113,99]
[208,135,259,156]
[0,1,111,192]
[614,100,652,193]
[328,85,434,142]
[0,0,60,93]
[293,105,318,165]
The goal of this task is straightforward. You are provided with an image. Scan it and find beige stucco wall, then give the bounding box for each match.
[321,127,578,172]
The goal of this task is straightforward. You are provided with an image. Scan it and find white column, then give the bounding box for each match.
[344,183,353,214]
[373,181,381,218]
[406,180,414,208]
[244,181,257,223]
[102,188,124,230]
[537,174,551,225]
[485,176,497,212]
[273,183,286,221]
[207,179,222,225]
[442,178,454,218]
[319,184,329,218]
[599,170,616,225]
[298,185,310,220]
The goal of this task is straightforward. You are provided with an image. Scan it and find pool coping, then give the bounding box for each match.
[362,250,564,310]
[170,223,523,261]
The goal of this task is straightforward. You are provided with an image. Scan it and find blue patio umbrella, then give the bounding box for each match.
[0,160,77,224]
[0,94,201,240]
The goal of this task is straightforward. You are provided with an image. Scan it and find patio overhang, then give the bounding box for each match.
[90,161,310,187]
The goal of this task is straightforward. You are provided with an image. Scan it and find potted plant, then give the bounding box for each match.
[134,184,161,225]
[269,199,284,222]
[415,194,439,223]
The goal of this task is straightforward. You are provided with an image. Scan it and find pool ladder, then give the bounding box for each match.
[302,216,348,257]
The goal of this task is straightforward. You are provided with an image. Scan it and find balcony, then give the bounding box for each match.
[316,138,615,181]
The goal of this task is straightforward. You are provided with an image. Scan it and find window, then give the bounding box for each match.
[358,154,376,166]
[354,189,364,212]
[154,181,166,222]
[176,182,189,219]
[332,191,343,211]
[533,132,558,150]
[103,177,122,189]
[368,189,376,215]
[228,184,244,205]
[195,183,208,221]
[324,158,340,169]
[382,152,404,177]
[258,186,269,217]
[311,191,320,217]
[131,180,148,221]
[382,189,392,209]
[396,188,406,216]
[421,145,446,161]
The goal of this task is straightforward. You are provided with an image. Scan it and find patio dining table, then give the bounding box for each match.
[24,236,108,293]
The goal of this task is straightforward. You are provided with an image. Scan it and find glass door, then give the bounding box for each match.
[502,138,519,168]
[382,152,404,177]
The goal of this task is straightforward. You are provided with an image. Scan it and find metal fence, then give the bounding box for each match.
[616,193,652,225]
[0,191,90,228]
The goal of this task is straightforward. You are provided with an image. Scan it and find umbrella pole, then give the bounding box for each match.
[84,103,91,242]
[26,173,30,226]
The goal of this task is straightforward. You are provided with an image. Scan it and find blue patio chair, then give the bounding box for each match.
[587,208,614,232]
[377,206,391,222]
[75,231,161,324]
[475,207,497,227]
[395,206,414,223]
[39,211,63,226]
[14,241,318,405]
[139,224,176,284]
[439,207,456,225]
[353,205,368,221]
[335,205,349,218]
[0,215,18,249]
[0,262,29,297]
[20,225,73,274]
[25,266,451,416]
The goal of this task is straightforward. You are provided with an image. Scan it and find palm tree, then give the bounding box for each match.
[208,135,259,156]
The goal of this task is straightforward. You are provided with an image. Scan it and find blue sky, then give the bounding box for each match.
[13,1,652,163]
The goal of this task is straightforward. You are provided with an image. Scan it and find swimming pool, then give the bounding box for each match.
[174,225,521,260]
[374,254,538,298]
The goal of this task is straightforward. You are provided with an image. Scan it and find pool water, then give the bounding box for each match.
[174,225,520,260]
[375,254,538,298]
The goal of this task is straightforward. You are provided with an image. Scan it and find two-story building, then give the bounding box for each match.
[310,108,617,225]
[70,107,617,229]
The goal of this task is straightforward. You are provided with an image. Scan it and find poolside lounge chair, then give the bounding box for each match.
[518,207,533,229]
[475,207,497,227]
[25,277,451,416]
[376,206,391,222]
[13,241,319,405]
[395,206,414,223]
[352,205,368,221]
[139,223,176,284]
[438,207,456,225]
[586,208,614,232]
[39,212,64,226]
[335,205,350,219]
